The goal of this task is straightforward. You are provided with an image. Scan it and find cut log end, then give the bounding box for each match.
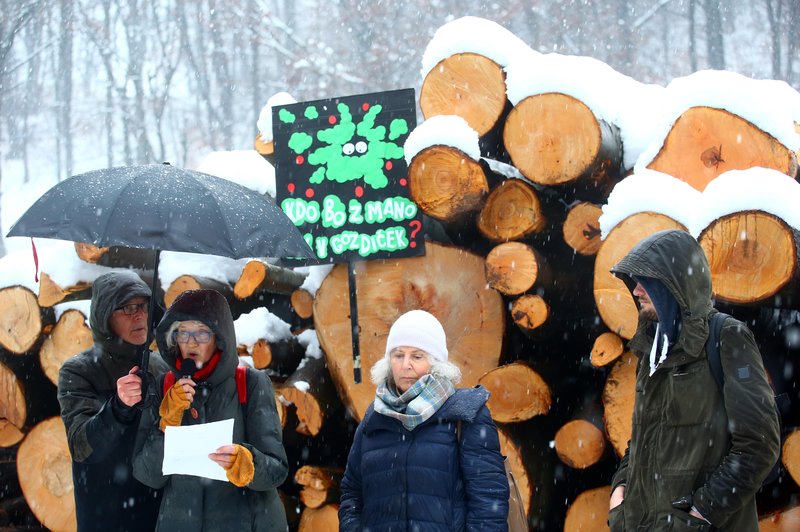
[591,332,624,368]
[0,286,42,354]
[420,52,507,136]
[554,419,607,469]
[478,362,551,423]
[647,106,798,191]
[291,289,314,319]
[594,213,687,339]
[477,179,546,242]
[485,242,539,296]
[16,417,76,532]
[782,428,800,486]
[39,309,93,385]
[699,211,797,305]
[408,145,488,223]
[564,486,611,532]
[510,295,550,333]
[563,202,603,256]
[602,352,637,458]
[0,361,26,447]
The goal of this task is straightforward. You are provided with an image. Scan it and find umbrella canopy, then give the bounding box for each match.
[7,163,314,260]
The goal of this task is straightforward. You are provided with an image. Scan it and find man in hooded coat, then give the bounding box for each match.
[607,229,780,531]
[58,270,168,531]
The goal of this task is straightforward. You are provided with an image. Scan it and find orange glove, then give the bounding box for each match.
[159,381,191,431]
[224,444,255,487]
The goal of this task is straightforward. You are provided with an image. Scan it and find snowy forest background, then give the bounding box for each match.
[0,0,798,258]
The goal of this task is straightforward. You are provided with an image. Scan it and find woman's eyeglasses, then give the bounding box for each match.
[114,303,147,316]
[172,330,214,344]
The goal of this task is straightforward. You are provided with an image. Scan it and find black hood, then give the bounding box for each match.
[90,270,151,358]
[155,289,238,387]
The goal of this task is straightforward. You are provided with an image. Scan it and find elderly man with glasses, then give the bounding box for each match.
[58,270,168,532]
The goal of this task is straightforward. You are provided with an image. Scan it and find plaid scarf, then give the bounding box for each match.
[373,374,454,431]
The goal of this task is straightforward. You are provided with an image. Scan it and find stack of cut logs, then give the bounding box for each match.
[4,28,800,532]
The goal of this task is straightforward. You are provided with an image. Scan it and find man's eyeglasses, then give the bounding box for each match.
[114,303,148,316]
[172,330,214,344]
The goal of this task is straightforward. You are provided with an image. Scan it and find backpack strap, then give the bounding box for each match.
[705,312,730,391]
[235,365,248,404]
[163,370,176,395]
[163,366,247,404]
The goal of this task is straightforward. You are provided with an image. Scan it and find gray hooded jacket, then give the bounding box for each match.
[608,230,779,532]
[58,270,168,531]
[133,289,289,532]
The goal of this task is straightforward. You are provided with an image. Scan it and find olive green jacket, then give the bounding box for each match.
[609,230,779,531]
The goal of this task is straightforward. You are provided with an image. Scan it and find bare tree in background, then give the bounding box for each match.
[703,0,726,69]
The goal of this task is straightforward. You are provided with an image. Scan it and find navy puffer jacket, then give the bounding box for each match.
[339,386,509,531]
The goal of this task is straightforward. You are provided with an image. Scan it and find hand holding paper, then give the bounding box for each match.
[163,418,234,481]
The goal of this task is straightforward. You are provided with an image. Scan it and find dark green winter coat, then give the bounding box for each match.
[133,289,289,532]
[58,270,168,531]
[608,230,779,532]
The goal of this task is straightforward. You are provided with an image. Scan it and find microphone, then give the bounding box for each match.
[179,358,197,379]
[178,358,198,424]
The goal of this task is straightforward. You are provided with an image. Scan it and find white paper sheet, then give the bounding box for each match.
[162,418,234,482]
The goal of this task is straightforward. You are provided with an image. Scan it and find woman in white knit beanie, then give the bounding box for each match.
[339,309,509,531]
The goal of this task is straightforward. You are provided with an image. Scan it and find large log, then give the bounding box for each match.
[233,260,307,299]
[16,417,76,532]
[73,242,156,270]
[647,106,799,191]
[163,274,233,308]
[278,356,340,436]
[38,273,92,308]
[602,351,637,458]
[0,361,26,447]
[477,362,551,423]
[503,93,622,199]
[594,213,687,339]
[297,503,338,532]
[0,286,45,354]
[698,211,799,306]
[497,427,533,518]
[419,52,510,158]
[563,485,611,532]
[39,309,93,385]
[313,241,505,421]
[407,145,489,227]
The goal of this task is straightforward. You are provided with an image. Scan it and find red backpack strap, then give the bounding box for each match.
[163,371,176,395]
[235,365,248,404]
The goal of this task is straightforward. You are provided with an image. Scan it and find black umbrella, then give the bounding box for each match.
[7,163,314,394]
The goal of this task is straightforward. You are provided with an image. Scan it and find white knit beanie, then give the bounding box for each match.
[384,310,448,362]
